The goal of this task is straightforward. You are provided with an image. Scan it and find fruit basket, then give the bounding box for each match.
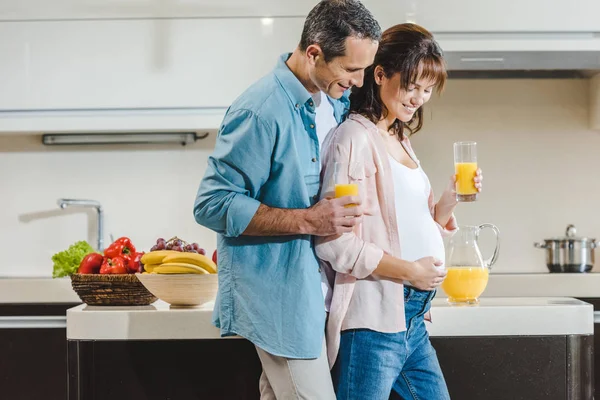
[70,273,157,306]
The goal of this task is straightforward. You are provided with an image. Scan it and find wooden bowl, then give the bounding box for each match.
[70,274,158,306]
[135,273,218,307]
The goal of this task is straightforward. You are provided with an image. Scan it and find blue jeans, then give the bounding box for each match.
[333,287,450,400]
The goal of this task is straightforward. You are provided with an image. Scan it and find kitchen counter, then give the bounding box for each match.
[5,273,600,304]
[0,277,80,303]
[476,273,600,298]
[66,297,594,400]
[67,297,593,340]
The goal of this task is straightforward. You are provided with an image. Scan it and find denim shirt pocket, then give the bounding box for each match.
[304,172,320,205]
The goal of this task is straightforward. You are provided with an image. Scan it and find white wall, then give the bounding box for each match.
[413,78,597,274]
[0,133,218,277]
[0,78,597,276]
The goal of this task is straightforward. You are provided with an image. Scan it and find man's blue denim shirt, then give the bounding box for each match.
[194,53,349,358]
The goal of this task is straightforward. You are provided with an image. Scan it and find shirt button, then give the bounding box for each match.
[310,124,315,129]
[311,157,317,162]
[309,101,314,107]
[295,104,300,108]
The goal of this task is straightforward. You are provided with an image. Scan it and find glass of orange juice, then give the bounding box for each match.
[453,141,478,202]
[333,162,359,207]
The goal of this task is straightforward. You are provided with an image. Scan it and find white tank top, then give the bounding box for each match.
[388,154,446,267]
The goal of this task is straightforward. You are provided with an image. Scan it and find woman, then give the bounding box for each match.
[316,23,482,399]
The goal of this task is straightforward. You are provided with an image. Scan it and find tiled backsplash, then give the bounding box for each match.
[0,79,597,276]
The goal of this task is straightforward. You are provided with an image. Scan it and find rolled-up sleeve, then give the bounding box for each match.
[316,234,384,279]
[194,109,273,237]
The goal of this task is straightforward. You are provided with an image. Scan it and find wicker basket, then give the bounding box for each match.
[71,274,158,306]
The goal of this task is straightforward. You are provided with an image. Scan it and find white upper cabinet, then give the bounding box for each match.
[1,0,599,121]
[0,18,303,110]
[2,0,599,32]
[0,0,316,20]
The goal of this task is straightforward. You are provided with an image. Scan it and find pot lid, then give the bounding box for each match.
[544,224,596,242]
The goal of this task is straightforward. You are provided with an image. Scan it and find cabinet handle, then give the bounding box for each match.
[460,57,505,63]
[594,311,600,324]
[0,316,66,329]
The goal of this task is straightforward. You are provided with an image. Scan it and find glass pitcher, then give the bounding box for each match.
[442,224,500,305]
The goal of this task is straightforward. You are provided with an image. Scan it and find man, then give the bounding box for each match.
[194,1,380,398]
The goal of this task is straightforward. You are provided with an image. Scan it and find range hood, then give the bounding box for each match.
[436,32,600,78]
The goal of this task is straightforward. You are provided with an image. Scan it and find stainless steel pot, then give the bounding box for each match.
[534,224,598,273]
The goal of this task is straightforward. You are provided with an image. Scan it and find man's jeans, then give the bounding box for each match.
[333,287,450,400]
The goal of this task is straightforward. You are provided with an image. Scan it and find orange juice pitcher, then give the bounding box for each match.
[442,224,500,305]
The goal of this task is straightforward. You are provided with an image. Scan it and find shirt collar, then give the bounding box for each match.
[273,53,313,109]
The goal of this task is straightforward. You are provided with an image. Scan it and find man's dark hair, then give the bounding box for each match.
[299,0,382,62]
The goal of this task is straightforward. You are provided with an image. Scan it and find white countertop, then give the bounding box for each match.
[427,297,593,336]
[476,273,600,298]
[4,272,600,304]
[0,277,80,304]
[66,297,593,340]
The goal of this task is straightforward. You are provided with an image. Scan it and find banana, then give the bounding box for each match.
[161,253,217,274]
[141,250,180,265]
[143,263,161,273]
[153,263,210,274]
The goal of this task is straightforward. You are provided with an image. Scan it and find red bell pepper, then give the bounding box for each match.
[104,237,137,259]
[99,256,127,274]
[125,252,144,274]
[77,253,104,274]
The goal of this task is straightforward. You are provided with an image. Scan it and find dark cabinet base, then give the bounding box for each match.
[0,303,80,400]
[68,339,262,400]
[429,335,593,400]
[68,335,593,400]
[0,328,70,400]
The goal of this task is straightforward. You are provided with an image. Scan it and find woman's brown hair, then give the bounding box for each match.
[349,23,446,140]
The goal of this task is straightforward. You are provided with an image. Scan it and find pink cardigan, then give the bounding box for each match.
[315,113,457,367]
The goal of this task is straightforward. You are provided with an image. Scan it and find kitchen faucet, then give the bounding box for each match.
[57,198,104,251]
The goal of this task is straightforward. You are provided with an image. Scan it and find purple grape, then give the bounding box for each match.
[173,239,182,247]
[191,243,200,251]
[184,244,193,251]
[198,248,206,255]
[172,245,183,252]
[156,237,165,244]
[156,242,166,250]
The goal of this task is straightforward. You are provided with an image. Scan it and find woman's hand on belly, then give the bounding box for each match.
[372,254,446,292]
[406,257,447,291]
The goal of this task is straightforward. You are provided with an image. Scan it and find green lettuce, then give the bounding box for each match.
[52,241,97,278]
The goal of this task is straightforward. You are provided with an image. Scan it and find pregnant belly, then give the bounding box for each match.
[397,217,446,266]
